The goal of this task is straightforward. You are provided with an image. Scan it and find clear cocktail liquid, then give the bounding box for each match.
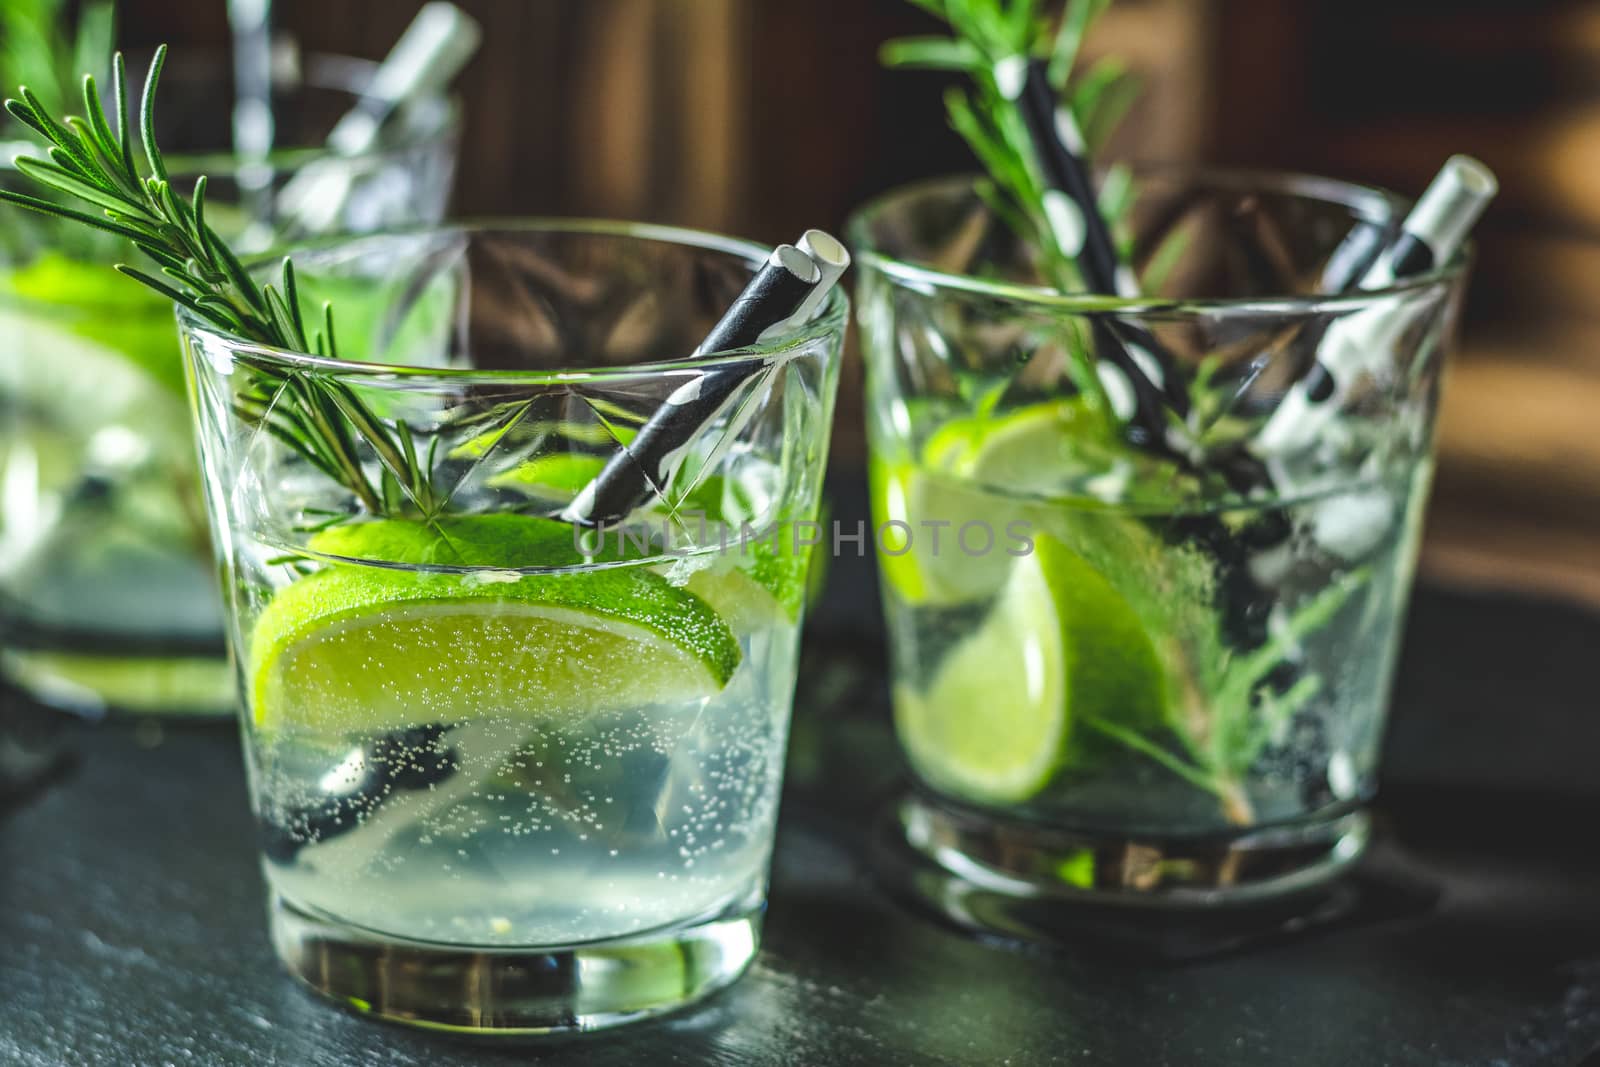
[876,453,1432,837]
[242,543,800,947]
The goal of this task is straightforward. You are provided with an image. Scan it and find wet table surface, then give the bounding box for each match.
[3,553,1600,1066]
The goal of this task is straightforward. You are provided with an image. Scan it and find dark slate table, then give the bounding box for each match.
[4,540,1600,1066]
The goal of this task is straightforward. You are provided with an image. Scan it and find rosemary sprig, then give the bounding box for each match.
[882,0,1139,296]
[884,1,1371,828]
[883,0,1147,431]
[0,46,442,519]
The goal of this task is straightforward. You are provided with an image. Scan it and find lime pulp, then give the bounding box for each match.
[250,515,749,734]
[879,399,1171,802]
[894,532,1165,803]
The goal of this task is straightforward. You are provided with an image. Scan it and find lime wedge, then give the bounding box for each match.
[873,400,1140,607]
[659,474,817,625]
[251,516,741,734]
[870,455,1021,606]
[681,539,809,632]
[894,533,1165,804]
[305,513,598,569]
[924,399,1096,492]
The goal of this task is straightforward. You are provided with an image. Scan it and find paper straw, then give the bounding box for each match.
[1256,156,1497,458]
[562,237,846,528]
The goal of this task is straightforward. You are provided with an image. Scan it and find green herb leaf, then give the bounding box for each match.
[880,36,984,71]
[1049,0,1109,89]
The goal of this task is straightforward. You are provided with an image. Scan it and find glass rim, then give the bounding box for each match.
[0,52,460,180]
[177,218,851,385]
[845,166,1472,315]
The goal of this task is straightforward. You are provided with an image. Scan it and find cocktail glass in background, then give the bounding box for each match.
[0,52,458,716]
[850,171,1469,926]
[179,222,845,1031]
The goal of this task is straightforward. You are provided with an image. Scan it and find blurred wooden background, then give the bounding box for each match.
[119,0,1600,606]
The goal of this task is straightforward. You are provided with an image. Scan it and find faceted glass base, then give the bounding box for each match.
[885,792,1369,940]
[1,648,233,717]
[269,895,763,1035]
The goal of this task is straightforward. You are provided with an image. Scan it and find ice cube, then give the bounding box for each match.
[1310,491,1394,561]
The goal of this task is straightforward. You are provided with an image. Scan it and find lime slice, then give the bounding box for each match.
[894,533,1165,804]
[250,570,741,735]
[925,399,1098,493]
[873,400,1140,607]
[684,566,781,634]
[681,537,809,632]
[306,513,600,569]
[917,394,1191,512]
[657,474,815,625]
[251,516,741,734]
[872,403,1083,608]
[870,455,1022,606]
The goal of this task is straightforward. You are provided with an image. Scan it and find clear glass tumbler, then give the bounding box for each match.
[850,171,1468,922]
[0,53,458,716]
[179,222,845,1032]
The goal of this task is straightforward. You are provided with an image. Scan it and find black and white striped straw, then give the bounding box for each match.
[561,233,848,528]
[1318,217,1393,296]
[1004,57,1138,298]
[999,57,1187,448]
[1255,155,1498,458]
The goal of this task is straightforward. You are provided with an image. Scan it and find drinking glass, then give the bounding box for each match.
[0,53,458,716]
[849,171,1468,925]
[179,222,845,1032]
